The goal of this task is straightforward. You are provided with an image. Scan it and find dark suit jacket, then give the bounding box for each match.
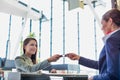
[79,30,120,80]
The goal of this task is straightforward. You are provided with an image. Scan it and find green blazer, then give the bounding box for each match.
[15,54,51,72]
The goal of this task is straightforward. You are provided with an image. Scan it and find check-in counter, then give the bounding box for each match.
[8,72,88,80]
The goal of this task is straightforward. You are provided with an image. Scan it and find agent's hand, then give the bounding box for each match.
[50,69,57,73]
[65,53,80,60]
[0,68,4,74]
[47,54,62,62]
[88,76,93,80]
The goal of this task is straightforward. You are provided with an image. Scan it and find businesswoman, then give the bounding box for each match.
[66,8,120,80]
[15,37,61,72]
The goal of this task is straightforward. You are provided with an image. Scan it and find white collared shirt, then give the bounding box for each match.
[102,28,120,44]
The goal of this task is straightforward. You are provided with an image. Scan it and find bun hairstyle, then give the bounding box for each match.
[102,8,120,27]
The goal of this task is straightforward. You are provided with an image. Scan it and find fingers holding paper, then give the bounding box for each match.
[65,53,80,60]
[47,54,62,62]
[47,53,80,62]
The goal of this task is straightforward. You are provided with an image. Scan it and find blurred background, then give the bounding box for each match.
[0,0,116,75]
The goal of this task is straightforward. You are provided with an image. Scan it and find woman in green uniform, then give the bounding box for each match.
[15,38,61,73]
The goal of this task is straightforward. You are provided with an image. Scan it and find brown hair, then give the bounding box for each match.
[102,8,120,27]
[23,38,37,64]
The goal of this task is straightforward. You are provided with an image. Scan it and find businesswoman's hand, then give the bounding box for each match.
[65,53,80,60]
[47,54,62,62]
